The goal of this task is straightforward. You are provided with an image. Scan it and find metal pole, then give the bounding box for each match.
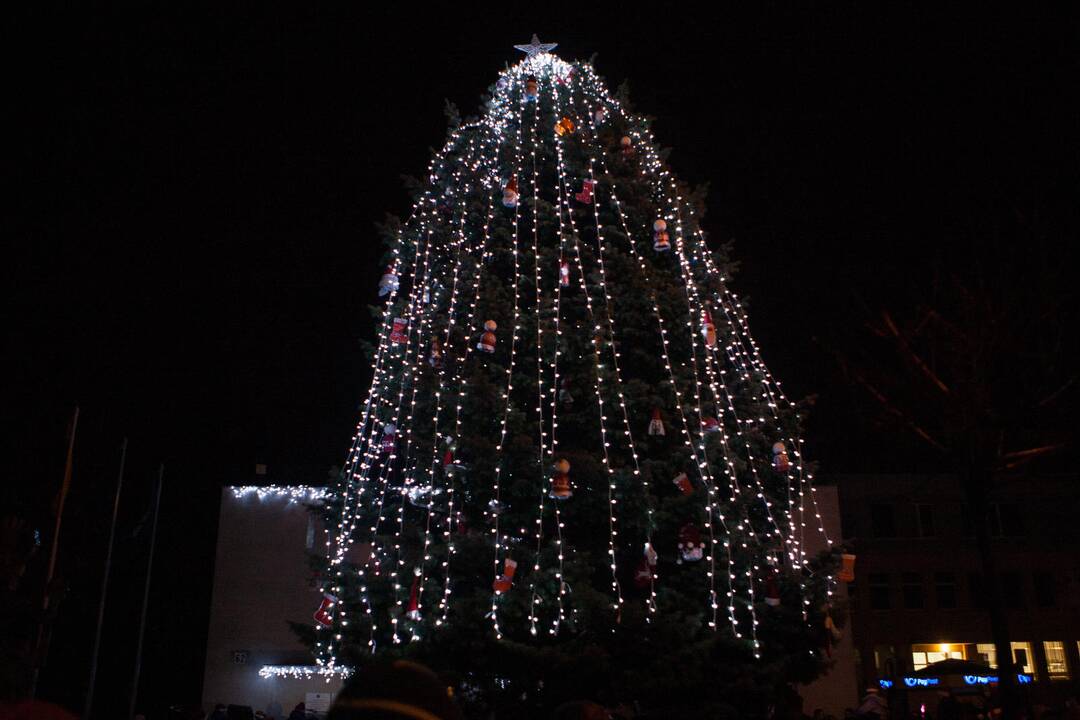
[129,463,164,720]
[30,405,80,699]
[83,437,128,720]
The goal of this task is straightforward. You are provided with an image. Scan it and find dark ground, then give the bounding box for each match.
[5,5,1077,717]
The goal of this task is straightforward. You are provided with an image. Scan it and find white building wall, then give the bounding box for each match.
[202,488,343,715]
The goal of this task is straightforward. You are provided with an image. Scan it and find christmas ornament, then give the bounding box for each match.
[496,76,508,91]
[477,320,497,353]
[620,135,634,158]
[648,408,665,436]
[380,423,397,454]
[594,106,607,124]
[428,338,443,368]
[672,472,693,496]
[492,558,517,594]
[378,266,399,297]
[574,179,595,204]
[313,593,337,627]
[514,35,558,58]
[558,378,573,406]
[502,175,519,208]
[677,523,705,563]
[652,219,671,252]
[701,309,717,348]
[838,553,856,583]
[406,567,422,620]
[524,75,539,102]
[554,116,576,136]
[550,459,572,499]
[390,317,408,344]
[441,438,466,475]
[634,542,658,589]
[772,441,790,473]
[764,573,781,607]
[701,416,720,434]
[487,498,505,515]
[559,259,571,287]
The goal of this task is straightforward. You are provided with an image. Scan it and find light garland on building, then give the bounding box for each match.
[230,486,330,503]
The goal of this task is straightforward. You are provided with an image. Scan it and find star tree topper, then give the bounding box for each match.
[514,34,558,58]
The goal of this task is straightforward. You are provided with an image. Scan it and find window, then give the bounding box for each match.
[993,503,1025,537]
[969,573,989,608]
[841,512,858,539]
[911,643,964,672]
[871,504,896,538]
[934,572,957,609]
[902,573,924,609]
[1000,572,1025,609]
[1043,641,1069,680]
[873,645,897,675]
[1033,572,1056,607]
[976,643,998,668]
[1011,642,1035,676]
[869,573,891,610]
[915,504,935,537]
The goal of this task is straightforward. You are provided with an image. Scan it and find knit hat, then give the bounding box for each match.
[327,661,463,720]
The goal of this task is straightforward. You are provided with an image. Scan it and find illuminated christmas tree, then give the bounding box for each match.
[303,36,841,717]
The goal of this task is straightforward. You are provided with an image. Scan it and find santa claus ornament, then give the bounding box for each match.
[442,437,466,475]
[313,593,337,627]
[550,459,572,499]
[380,423,397,454]
[559,259,570,287]
[634,542,658,589]
[648,408,665,436]
[701,309,717,348]
[772,441,790,473]
[378,266,399,297]
[428,337,443,369]
[477,320,497,353]
[672,472,693,496]
[653,219,671,252]
[620,135,634,158]
[492,558,517,594]
[406,567,422,621]
[764,572,781,607]
[594,106,607,124]
[502,175,519,208]
[390,317,408,344]
[677,523,705,563]
[701,416,720,434]
[574,179,595,204]
[525,75,538,102]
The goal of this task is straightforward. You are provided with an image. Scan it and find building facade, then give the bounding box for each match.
[202,486,344,716]
[835,473,1080,702]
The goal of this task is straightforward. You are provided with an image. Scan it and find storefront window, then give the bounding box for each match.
[911,643,964,671]
[975,643,997,668]
[1044,641,1069,679]
[1011,642,1035,676]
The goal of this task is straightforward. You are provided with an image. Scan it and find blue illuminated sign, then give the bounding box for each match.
[879,680,894,689]
[963,674,1033,686]
[903,677,940,688]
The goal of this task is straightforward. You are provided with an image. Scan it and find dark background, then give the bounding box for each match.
[5,5,1077,717]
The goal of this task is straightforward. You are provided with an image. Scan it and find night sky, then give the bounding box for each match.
[6,6,1077,716]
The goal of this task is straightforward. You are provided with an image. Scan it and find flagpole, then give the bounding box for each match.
[129,463,164,720]
[83,437,128,720]
[30,405,80,699]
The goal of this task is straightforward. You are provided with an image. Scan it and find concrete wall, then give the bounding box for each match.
[799,484,861,717]
[202,488,343,715]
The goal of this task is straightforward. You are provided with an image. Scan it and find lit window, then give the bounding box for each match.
[976,643,997,669]
[1011,642,1035,676]
[911,643,964,672]
[1044,641,1069,680]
